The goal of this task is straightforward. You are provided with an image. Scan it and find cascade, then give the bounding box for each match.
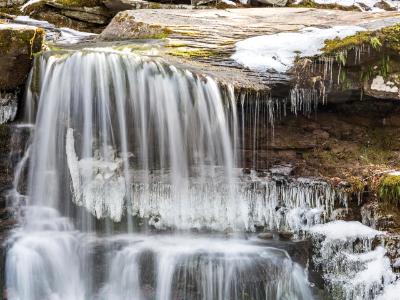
[4,48,318,300]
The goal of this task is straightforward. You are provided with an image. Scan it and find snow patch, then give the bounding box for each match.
[377,281,400,300]
[310,220,384,241]
[310,220,395,299]
[371,75,399,93]
[232,26,366,73]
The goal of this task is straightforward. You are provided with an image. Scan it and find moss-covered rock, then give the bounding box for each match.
[322,24,400,55]
[379,174,400,206]
[0,24,44,91]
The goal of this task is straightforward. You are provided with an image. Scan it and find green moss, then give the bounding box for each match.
[148,2,162,8]
[0,6,22,15]
[0,27,44,56]
[347,176,365,193]
[142,32,170,40]
[289,0,358,10]
[55,0,102,7]
[166,48,218,58]
[322,24,400,55]
[381,24,400,51]
[379,174,400,206]
[322,31,372,54]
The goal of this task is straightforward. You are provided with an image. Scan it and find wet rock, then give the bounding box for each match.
[99,10,170,40]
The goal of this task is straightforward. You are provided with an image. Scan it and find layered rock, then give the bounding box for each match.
[24,0,112,32]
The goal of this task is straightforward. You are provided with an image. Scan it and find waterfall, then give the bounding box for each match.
[4,48,316,300]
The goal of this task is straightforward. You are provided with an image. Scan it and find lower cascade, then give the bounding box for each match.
[3,48,399,300]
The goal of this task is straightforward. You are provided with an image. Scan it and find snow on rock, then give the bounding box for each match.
[221,0,237,5]
[21,0,42,11]
[310,221,395,300]
[307,0,399,11]
[377,281,400,300]
[371,75,399,93]
[231,26,366,73]
[310,220,383,241]
[12,16,96,44]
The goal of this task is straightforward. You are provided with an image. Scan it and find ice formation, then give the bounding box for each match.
[0,93,18,124]
[66,128,126,222]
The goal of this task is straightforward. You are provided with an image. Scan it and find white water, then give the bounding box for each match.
[5,49,317,300]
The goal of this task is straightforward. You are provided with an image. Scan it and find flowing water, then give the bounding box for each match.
[4,48,323,299]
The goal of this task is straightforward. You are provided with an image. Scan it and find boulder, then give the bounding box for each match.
[99,10,170,40]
